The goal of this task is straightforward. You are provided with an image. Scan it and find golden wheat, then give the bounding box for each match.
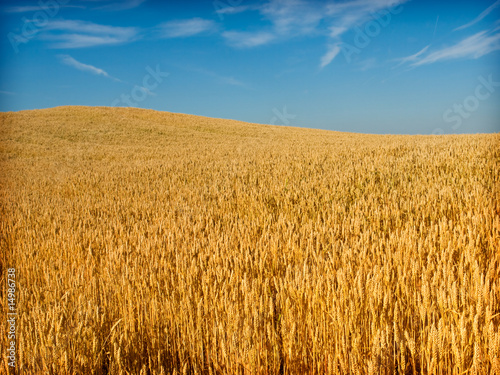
[0,106,499,374]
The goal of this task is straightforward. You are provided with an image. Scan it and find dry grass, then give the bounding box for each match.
[0,106,499,374]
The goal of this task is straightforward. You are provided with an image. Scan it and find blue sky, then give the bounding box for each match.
[1,0,499,134]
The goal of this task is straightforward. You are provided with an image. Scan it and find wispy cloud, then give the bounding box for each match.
[222,0,323,48]
[219,0,409,68]
[58,54,121,81]
[158,18,216,38]
[454,0,500,31]
[4,5,85,13]
[71,0,147,11]
[319,0,409,68]
[0,90,16,95]
[324,0,394,34]
[215,5,254,15]
[320,44,341,68]
[197,68,246,87]
[40,19,139,48]
[44,20,138,39]
[393,45,429,67]
[357,57,377,71]
[222,31,276,48]
[402,29,500,67]
[94,0,148,11]
[396,1,500,68]
[260,0,324,36]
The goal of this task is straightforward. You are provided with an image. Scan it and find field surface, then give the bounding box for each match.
[1,106,499,374]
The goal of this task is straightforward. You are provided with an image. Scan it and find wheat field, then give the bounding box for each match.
[0,106,499,374]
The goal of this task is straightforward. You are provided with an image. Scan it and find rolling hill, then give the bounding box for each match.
[1,106,499,374]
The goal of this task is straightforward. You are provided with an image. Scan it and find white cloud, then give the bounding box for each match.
[221,0,323,48]
[159,18,216,38]
[96,0,148,11]
[405,29,500,67]
[318,0,408,67]
[393,45,429,67]
[4,5,85,13]
[58,54,121,81]
[326,0,404,14]
[320,44,341,68]
[41,19,139,48]
[46,34,128,48]
[260,0,324,36]
[325,0,406,32]
[200,69,246,86]
[220,0,409,67]
[44,19,137,38]
[395,2,500,68]
[222,31,276,48]
[215,5,253,15]
[357,57,377,71]
[220,76,245,86]
[329,26,348,38]
[454,0,500,31]
[72,0,146,11]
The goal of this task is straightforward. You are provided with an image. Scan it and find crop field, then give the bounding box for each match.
[0,106,499,374]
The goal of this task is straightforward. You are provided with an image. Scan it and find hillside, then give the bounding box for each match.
[1,106,499,374]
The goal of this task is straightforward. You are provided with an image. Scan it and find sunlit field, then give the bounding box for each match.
[1,106,499,374]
